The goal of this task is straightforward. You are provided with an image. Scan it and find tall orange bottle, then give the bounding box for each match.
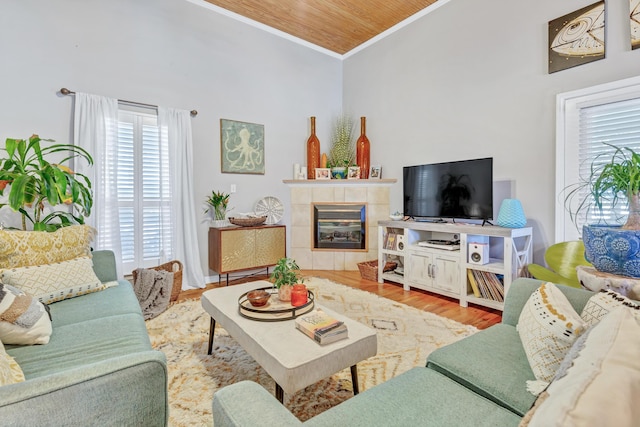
[356,116,370,179]
[306,116,320,180]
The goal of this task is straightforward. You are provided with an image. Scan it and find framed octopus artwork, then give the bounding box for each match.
[220,119,265,174]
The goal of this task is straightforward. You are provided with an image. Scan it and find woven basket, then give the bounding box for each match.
[132,260,183,302]
[229,216,267,227]
[357,260,397,282]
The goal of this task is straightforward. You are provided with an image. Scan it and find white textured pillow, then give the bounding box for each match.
[517,282,586,387]
[581,289,640,328]
[0,256,105,304]
[0,339,25,385]
[527,307,640,426]
[0,284,52,345]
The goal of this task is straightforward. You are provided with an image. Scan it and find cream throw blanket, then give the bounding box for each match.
[133,268,173,320]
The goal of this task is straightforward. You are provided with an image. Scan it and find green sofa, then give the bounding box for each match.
[212,278,596,426]
[0,250,168,426]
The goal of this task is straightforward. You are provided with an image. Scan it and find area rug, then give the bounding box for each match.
[146,277,478,426]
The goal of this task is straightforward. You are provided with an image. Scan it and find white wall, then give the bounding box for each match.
[343,0,640,262]
[0,0,342,279]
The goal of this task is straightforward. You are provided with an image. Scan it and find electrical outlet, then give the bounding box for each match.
[230,184,237,193]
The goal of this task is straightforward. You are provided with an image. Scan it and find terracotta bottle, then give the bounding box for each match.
[306,116,320,179]
[356,116,370,179]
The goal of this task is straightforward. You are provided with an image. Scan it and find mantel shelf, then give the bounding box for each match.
[283,179,396,185]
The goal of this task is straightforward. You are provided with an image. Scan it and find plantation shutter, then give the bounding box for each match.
[576,98,640,230]
[117,110,172,272]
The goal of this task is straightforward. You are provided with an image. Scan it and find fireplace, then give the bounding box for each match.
[313,203,366,250]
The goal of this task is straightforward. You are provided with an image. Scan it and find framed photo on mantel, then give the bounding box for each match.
[370,165,382,179]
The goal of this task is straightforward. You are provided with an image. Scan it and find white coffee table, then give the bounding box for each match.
[201,281,377,402]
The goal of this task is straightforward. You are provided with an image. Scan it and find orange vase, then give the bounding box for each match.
[356,116,370,179]
[307,117,321,180]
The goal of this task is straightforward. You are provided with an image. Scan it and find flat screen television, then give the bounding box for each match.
[403,157,493,221]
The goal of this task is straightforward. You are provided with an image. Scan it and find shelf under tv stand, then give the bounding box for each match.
[377,220,532,312]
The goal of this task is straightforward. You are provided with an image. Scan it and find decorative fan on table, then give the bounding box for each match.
[254,196,284,225]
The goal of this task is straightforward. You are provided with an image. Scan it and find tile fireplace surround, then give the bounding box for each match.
[284,179,395,271]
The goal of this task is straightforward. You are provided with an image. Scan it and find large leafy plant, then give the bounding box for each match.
[327,114,355,168]
[565,143,640,230]
[0,134,93,231]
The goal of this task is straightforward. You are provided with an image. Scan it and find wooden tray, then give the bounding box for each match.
[238,287,315,321]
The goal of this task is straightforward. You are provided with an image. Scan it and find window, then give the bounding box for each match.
[556,76,640,242]
[115,109,173,273]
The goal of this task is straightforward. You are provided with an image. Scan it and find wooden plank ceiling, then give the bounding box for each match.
[204,0,438,55]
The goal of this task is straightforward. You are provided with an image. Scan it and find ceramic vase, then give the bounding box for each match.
[278,284,292,302]
[306,117,320,180]
[356,116,370,179]
[496,199,526,228]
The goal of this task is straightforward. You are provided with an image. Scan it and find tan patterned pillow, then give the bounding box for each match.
[0,339,25,385]
[0,283,52,345]
[0,225,96,270]
[517,282,586,386]
[581,289,640,328]
[1,257,105,304]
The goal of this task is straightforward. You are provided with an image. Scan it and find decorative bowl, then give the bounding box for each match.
[389,214,404,221]
[247,290,271,307]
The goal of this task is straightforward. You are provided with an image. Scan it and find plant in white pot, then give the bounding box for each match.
[204,190,231,227]
[327,114,355,179]
[269,257,303,302]
[564,143,640,277]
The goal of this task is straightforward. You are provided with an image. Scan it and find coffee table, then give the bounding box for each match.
[201,281,377,403]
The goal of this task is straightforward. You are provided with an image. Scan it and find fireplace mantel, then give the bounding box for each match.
[283,179,396,186]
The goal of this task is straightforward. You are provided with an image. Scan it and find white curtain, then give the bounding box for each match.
[73,93,124,277]
[158,107,206,289]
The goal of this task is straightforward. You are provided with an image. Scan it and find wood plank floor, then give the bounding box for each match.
[178,270,502,330]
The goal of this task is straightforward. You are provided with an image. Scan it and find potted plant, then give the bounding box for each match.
[564,143,640,278]
[327,115,355,179]
[0,134,93,231]
[204,190,231,227]
[270,257,304,301]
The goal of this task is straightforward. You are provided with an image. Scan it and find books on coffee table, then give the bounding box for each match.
[295,309,348,345]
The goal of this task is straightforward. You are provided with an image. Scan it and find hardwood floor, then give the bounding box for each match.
[178,270,502,330]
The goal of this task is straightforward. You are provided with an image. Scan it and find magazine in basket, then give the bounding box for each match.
[295,309,348,345]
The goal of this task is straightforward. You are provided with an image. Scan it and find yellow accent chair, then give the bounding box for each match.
[527,241,591,289]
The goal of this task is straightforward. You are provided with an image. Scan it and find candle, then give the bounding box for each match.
[291,284,308,307]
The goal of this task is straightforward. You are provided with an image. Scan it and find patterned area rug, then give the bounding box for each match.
[146,277,478,426]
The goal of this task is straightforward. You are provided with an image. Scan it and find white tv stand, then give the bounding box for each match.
[378,220,532,311]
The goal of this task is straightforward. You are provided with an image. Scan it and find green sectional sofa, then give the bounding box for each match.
[0,250,168,426]
[211,278,598,426]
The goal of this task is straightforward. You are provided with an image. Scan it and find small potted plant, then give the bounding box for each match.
[270,257,303,302]
[328,114,355,179]
[204,190,231,227]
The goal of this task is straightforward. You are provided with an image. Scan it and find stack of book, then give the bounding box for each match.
[384,231,399,250]
[467,269,504,302]
[295,309,348,345]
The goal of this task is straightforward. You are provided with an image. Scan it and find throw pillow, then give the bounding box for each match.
[0,339,25,386]
[0,225,95,270]
[517,282,586,391]
[1,256,105,304]
[524,307,640,426]
[581,289,640,328]
[0,283,52,345]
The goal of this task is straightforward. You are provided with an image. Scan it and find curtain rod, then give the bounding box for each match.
[59,88,198,117]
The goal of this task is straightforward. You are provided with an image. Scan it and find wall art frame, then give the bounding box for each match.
[220,118,265,174]
[548,1,605,74]
[632,0,640,50]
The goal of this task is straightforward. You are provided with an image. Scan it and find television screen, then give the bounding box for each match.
[403,157,493,221]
